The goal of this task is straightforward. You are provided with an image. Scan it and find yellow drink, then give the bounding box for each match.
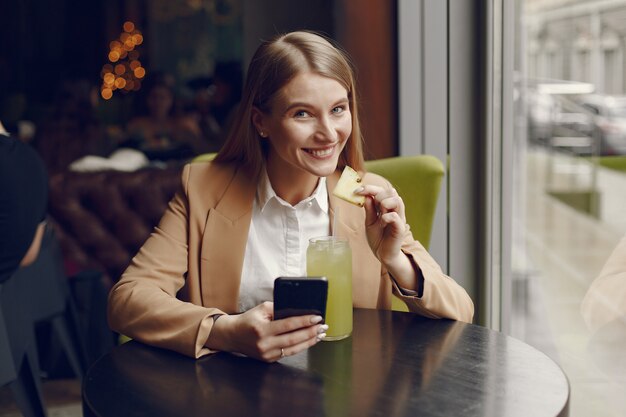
[307,237,352,340]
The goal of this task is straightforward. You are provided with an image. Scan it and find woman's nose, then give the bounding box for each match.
[315,116,337,141]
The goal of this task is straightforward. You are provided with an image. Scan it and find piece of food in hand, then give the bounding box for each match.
[333,166,365,207]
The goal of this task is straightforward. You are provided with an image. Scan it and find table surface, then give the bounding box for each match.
[83,309,569,417]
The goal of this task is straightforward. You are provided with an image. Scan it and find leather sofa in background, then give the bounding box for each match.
[48,165,183,287]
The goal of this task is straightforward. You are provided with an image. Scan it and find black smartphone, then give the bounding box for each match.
[273,277,328,321]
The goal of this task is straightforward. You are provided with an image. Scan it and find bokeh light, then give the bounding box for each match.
[100,21,144,100]
[123,21,135,32]
[134,67,146,79]
[101,88,113,100]
[103,73,115,84]
[114,77,126,89]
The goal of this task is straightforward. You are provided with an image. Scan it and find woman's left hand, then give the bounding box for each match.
[356,185,408,265]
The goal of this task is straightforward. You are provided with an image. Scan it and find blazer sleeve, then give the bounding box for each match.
[107,164,223,358]
[390,230,475,323]
[363,172,475,323]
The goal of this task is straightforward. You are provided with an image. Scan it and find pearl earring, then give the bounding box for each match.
[259,131,266,137]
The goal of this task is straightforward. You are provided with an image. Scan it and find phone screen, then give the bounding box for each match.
[273,277,328,321]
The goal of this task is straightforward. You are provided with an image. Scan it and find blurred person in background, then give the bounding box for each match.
[124,72,208,160]
[188,61,243,153]
[34,79,110,174]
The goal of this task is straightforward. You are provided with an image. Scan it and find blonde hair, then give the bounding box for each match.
[214,31,365,176]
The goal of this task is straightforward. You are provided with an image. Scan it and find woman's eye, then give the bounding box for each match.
[332,106,346,114]
[295,110,309,118]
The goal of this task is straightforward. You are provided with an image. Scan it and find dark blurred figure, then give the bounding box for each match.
[34,79,110,174]
[188,61,242,153]
[0,124,48,283]
[124,72,206,161]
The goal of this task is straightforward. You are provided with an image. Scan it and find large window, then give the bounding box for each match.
[510,1,626,416]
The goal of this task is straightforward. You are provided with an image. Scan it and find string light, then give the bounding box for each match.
[133,67,146,79]
[123,21,135,32]
[114,77,127,89]
[100,21,146,100]
[101,88,113,100]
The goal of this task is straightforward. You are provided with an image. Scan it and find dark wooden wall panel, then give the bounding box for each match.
[336,0,398,160]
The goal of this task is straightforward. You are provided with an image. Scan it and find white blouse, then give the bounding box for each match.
[238,170,330,312]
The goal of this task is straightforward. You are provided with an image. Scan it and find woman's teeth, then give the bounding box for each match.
[305,147,333,157]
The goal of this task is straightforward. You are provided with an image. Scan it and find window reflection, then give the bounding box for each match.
[512,1,626,416]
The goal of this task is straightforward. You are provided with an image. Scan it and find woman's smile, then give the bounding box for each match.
[302,145,336,159]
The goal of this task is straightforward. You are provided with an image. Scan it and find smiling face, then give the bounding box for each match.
[252,72,352,199]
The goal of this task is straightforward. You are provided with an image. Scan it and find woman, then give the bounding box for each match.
[108,31,474,361]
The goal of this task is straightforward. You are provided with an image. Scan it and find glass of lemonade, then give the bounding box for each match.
[306,236,352,341]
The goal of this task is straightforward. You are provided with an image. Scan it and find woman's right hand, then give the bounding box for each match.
[205,301,327,362]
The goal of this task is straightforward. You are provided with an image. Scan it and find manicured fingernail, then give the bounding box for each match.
[317,333,327,341]
[318,324,329,333]
[311,316,323,324]
[354,186,364,193]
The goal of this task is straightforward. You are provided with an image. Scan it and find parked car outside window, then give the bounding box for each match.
[577,94,626,155]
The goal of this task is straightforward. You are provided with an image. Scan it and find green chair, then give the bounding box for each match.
[192,153,217,163]
[365,155,445,311]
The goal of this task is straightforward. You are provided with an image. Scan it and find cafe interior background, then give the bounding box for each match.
[2,0,626,416]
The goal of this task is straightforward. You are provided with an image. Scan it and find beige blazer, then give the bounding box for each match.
[108,161,474,358]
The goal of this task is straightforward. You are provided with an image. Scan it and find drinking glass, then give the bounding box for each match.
[306,236,352,340]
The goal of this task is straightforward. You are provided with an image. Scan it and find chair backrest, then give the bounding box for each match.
[365,155,444,250]
[365,155,445,312]
[192,153,217,163]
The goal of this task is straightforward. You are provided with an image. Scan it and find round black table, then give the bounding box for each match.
[83,309,569,417]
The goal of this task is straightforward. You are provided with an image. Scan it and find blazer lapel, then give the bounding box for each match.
[199,166,256,312]
[199,167,384,312]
